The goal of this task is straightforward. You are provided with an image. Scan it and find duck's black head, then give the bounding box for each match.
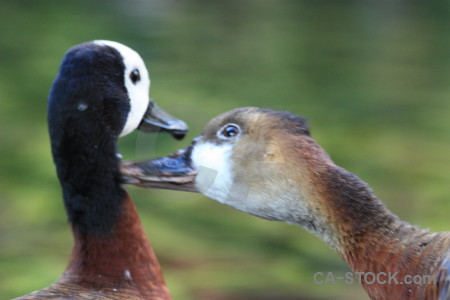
[48,40,188,235]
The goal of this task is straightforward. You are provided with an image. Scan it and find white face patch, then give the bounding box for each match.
[191,140,304,223]
[94,40,151,137]
[191,142,235,204]
[189,120,342,250]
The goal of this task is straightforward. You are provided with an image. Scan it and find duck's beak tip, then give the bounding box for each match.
[138,101,189,140]
[172,132,186,140]
[167,119,189,140]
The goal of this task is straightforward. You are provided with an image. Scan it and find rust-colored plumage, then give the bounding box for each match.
[278,121,450,300]
[427,256,450,300]
[16,195,171,300]
[121,107,450,300]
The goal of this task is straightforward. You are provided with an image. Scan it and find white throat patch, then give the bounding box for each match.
[94,40,151,137]
[190,137,341,250]
[191,142,234,203]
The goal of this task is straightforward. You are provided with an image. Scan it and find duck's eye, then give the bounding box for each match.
[129,69,140,84]
[218,123,240,139]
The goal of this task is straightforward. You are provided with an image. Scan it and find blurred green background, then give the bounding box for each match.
[0,1,449,299]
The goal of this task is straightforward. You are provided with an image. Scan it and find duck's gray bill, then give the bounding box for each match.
[120,146,198,192]
[138,99,188,140]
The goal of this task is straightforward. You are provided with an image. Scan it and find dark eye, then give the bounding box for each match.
[219,123,240,139]
[130,69,140,84]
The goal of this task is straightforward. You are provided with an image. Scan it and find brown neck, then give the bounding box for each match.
[62,193,171,299]
[313,165,450,300]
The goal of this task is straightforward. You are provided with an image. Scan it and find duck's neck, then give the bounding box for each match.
[52,133,170,298]
[302,165,450,300]
[63,194,170,298]
[54,131,126,235]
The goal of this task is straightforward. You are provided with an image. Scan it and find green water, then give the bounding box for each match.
[0,1,448,299]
